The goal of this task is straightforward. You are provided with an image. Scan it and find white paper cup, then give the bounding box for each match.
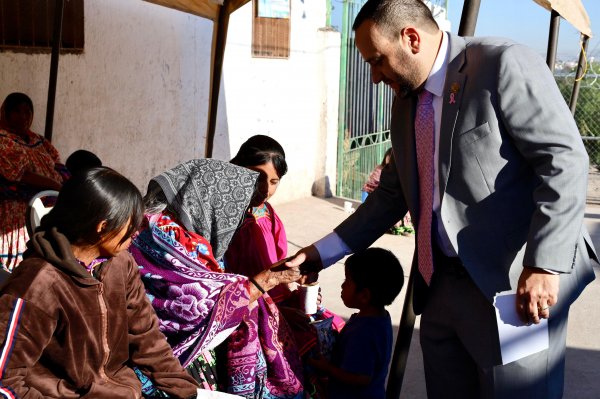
[298,283,320,314]
[343,201,354,213]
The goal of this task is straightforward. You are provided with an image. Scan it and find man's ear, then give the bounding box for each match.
[96,220,108,236]
[402,26,422,54]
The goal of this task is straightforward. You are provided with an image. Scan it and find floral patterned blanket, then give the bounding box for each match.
[130,214,303,398]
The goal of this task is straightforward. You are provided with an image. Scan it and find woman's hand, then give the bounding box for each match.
[269,257,302,285]
[247,260,301,302]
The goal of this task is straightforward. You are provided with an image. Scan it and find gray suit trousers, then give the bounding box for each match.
[421,254,569,399]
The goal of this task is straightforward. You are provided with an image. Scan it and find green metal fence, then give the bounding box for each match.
[338,131,392,199]
[555,70,600,168]
[337,0,394,200]
[336,3,600,201]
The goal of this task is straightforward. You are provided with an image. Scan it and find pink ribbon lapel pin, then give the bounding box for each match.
[449,82,460,105]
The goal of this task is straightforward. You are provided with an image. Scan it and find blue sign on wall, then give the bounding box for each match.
[258,0,290,19]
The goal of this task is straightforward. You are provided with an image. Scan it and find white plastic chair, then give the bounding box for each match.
[26,190,59,236]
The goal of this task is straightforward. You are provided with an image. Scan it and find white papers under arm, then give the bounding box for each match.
[493,291,549,365]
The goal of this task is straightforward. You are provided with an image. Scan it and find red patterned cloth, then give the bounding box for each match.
[131,213,304,397]
[0,128,65,271]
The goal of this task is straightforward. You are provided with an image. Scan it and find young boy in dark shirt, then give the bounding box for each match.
[309,247,404,399]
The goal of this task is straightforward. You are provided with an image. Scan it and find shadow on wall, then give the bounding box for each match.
[312,176,333,198]
[212,69,231,161]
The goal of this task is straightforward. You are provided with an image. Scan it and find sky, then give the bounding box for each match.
[330,0,599,61]
[445,0,599,61]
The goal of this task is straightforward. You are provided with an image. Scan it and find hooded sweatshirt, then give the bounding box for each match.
[0,228,198,398]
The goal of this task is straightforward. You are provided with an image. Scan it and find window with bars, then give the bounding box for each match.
[252,0,290,59]
[0,0,84,53]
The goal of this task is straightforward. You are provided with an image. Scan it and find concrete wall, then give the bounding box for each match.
[214,0,341,204]
[0,0,341,204]
[0,0,213,190]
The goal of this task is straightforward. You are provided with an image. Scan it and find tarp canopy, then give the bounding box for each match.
[144,0,222,20]
[143,0,248,21]
[533,0,592,37]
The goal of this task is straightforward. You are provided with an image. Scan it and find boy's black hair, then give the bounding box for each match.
[230,134,287,178]
[345,247,404,307]
[41,167,143,246]
[66,149,102,176]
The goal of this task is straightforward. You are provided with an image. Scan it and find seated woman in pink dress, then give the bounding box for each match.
[224,136,344,369]
[224,135,291,303]
[225,136,325,307]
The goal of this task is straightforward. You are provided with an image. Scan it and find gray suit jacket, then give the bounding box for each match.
[336,34,596,311]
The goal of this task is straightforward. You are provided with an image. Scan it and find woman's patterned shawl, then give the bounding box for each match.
[149,158,257,259]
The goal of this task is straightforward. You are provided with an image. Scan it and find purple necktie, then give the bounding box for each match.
[415,90,435,285]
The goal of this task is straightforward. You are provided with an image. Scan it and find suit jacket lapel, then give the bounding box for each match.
[439,34,467,197]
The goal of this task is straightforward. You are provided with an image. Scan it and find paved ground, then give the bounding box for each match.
[276,196,600,399]
[587,167,600,204]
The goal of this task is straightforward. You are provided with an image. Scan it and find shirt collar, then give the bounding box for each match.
[424,31,449,97]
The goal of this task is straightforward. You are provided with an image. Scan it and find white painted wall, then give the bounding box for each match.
[215,0,341,204]
[0,0,341,204]
[0,0,213,190]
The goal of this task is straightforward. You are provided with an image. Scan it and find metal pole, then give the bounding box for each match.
[205,1,231,158]
[546,10,560,72]
[44,0,65,142]
[386,266,417,399]
[569,35,590,115]
[457,0,481,37]
[336,0,350,196]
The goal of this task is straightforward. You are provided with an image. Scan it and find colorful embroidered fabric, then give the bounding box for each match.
[77,257,107,275]
[224,202,345,399]
[130,213,304,398]
[224,202,346,338]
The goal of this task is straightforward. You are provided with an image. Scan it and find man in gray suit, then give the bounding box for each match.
[288,0,597,397]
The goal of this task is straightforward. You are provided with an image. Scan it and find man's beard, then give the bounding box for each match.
[391,48,421,98]
[393,69,421,98]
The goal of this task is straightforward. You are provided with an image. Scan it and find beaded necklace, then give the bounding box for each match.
[77,257,108,275]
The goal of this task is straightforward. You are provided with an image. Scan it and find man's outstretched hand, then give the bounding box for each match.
[285,245,324,284]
